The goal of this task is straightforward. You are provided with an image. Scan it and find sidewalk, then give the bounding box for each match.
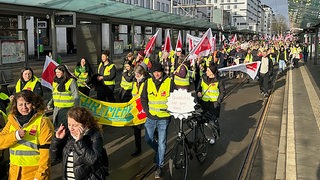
[250,61,320,179]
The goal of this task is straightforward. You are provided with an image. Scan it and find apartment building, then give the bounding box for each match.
[205,0,273,33]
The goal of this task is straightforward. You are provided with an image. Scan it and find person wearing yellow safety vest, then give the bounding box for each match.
[0,90,54,180]
[140,61,174,178]
[47,65,79,131]
[157,45,164,62]
[289,42,301,68]
[119,60,135,102]
[12,67,43,97]
[74,57,92,96]
[244,48,254,63]
[276,45,288,75]
[130,64,149,157]
[173,58,190,90]
[196,63,225,145]
[173,47,184,70]
[243,48,254,83]
[96,50,117,102]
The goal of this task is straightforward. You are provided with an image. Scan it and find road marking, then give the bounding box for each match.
[300,66,320,131]
[286,69,296,180]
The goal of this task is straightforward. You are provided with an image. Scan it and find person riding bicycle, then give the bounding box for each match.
[196,63,225,145]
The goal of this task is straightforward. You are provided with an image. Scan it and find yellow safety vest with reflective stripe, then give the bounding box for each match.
[147,78,171,118]
[201,81,219,102]
[52,79,74,108]
[9,114,43,166]
[74,68,89,87]
[98,63,116,85]
[120,76,133,90]
[132,81,145,97]
[15,76,40,93]
[174,64,190,87]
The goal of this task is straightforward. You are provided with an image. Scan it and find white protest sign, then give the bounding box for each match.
[166,89,196,119]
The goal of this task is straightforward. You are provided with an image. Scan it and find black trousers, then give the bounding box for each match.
[79,86,90,96]
[259,73,270,94]
[132,125,142,150]
[96,84,115,102]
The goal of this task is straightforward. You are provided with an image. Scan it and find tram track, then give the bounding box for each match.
[237,72,279,180]
[131,76,250,179]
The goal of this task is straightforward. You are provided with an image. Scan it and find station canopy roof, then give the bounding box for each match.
[288,0,320,29]
[0,0,218,30]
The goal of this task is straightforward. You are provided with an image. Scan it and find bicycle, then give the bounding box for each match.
[168,107,215,180]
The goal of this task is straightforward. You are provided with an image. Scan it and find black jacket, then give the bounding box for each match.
[50,129,107,180]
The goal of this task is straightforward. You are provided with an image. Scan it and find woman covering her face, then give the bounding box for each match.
[50,107,108,179]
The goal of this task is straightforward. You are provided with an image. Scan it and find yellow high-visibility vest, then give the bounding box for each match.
[120,76,133,90]
[52,79,74,108]
[174,64,190,87]
[98,63,116,85]
[15,76,40,92]
[147,78,171,118]
[74,68,89,87]
[9,114,43,166]
[132,81,145,97]
[245,54,253,63]
[201,81,220,102]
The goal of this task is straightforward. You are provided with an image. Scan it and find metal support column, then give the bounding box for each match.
[50,11,57,61]
[314,27,318,65]
[131,23,135,52]
[109,22,114,60]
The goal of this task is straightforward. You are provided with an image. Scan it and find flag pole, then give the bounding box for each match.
[64,65,91,89]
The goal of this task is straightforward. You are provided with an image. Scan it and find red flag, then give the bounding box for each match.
[230,34,237,44]
[187,33,201,52]
[163,29,172,53]
[144,29,159,57]
[189,28,213,59]
[41,56,58,90]
[175,30,183,52]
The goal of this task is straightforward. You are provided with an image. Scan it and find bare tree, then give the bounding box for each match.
[271,14,289,35]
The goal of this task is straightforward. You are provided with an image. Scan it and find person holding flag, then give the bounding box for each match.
[130,64,149,157]
[47,64,79,131]
[74,57,92,96]
[196,63,225,145]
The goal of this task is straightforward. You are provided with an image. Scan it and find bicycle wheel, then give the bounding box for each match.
[169,140,189,180]
[194,123,209,164]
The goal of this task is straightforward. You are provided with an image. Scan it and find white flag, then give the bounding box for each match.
[218,61,261,80]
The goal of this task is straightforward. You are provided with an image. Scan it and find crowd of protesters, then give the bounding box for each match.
[0,33,308,179]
